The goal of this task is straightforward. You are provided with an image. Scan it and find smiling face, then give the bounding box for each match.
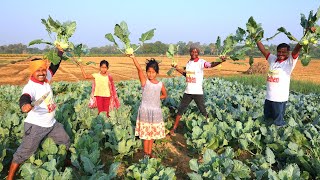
[32,66,47,82]
[277,47,289,60]
[190,48,199,60]
[146,67,157,81]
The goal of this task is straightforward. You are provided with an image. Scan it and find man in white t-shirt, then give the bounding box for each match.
[256,41,303,126]
[7,49,70,180]
[169,45,225,136]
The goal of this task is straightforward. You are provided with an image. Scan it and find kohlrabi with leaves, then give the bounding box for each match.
[29,16,76,50]
[267,6,320,66]
[166,44,179,76]
[228,17,264,66]
[215,35,237,61]
[105,21,156,55]
[28,16,77,64]
[65,44,95,66]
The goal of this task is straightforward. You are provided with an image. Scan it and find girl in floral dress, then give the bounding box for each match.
[128,54,167,158]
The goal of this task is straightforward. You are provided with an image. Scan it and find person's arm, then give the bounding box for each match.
[256,41,270,59]
[49,47,64,76]
[79,64,94,79]
[209,56,226,67]
[291,43,302,58]
[160,83,167,100]
[19,94,32,113]
[172,64,186,77]
[128,54,147,86]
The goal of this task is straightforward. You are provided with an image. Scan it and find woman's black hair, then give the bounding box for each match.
[277,43,290,51]
[100,60,109,68]
[146,58,159,73]
[189,44,200,53]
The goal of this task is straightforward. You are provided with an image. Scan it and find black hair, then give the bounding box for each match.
[277,43,290,51]
[146,58,159,73]
[100,60,109,68]
[189,44,200,53]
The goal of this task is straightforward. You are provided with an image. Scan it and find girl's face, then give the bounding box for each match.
[190,49,199,60]
[277,47,289,60]
[100,64,108,74]
[146,67,157,80]
[32,67,47,82]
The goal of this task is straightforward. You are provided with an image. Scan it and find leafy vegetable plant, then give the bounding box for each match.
[267,6,320,66]
[230,16,265,66]
[166,44,179,76]
[29,16,77,64]
[105,21,156,55]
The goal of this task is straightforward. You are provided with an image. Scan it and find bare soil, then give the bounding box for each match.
[1,56,320,85]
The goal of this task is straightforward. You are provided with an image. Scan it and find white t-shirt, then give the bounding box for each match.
[266,54,298,102]
[23,70,56,127]
[184,59,207,94]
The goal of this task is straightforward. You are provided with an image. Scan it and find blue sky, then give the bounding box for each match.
[1,0,319,48]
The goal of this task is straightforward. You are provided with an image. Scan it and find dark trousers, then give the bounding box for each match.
[177,93,207,117]
[12,122,70,164]
[264,99,287,126]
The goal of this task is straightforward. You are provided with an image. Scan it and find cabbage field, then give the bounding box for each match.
[0,77,320,179]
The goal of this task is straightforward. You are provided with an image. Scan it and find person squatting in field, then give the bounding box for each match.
[256,27,316,126]
[7,48,70,180]
[79,60,120,116]
[169,45,226,136]
[128,54,167,158]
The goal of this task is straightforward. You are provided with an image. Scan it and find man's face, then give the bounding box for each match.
[190,49,199,60]
[277,47,289,60]
[32,67,47,82]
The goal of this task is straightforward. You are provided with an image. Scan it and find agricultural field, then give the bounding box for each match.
[0,55,320,85]
[0,54,320,179]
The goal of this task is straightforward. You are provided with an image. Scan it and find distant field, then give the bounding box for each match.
[0,55,320,85]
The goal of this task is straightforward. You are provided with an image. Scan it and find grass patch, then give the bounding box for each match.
[221,74,320,94]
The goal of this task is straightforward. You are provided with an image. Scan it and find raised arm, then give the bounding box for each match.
[291,43,302,58]
[160,83,167,100]
[49,47,64,75]
[129,54,147,86]
[256,41,270,59]
[79,64,94,79]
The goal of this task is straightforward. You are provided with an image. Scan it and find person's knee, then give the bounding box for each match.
[62,134,70,149]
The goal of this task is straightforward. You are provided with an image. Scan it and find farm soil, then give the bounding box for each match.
[1,56,320,85]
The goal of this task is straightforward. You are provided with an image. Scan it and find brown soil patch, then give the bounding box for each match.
[1,56,320,85]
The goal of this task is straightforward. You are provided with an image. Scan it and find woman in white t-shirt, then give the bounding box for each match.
[169,45,226,136]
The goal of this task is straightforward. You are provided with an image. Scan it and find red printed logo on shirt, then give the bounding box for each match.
[267,70,279,83]
[186,71,196,83]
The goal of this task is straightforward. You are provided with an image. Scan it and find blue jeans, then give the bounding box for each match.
[264,99,287,126]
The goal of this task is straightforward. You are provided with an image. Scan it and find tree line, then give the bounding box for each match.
[1,42,320,58]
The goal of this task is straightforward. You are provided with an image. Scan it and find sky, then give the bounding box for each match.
[1,0,319,48]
